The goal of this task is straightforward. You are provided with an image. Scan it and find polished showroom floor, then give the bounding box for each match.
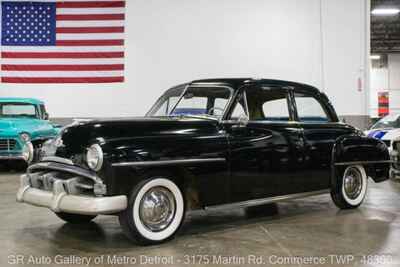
[1,170,400,267]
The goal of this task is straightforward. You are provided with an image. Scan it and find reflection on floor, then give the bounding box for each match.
[1,170,399,267]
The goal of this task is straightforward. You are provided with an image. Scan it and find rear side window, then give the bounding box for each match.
[294,93,330,122]
[245,86,291,122]
[262,98,290,121]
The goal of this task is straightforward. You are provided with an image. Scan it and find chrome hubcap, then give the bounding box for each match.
[139,186,176,232]
[343,167,363,200]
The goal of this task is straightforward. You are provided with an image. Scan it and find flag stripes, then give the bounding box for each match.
[1,0,125,83]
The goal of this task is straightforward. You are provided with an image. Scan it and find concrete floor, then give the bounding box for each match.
[1,171,400,267]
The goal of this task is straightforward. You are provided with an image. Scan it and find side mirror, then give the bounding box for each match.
[44,112,49,120]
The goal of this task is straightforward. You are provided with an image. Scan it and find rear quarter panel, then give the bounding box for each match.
[332,135,390,183]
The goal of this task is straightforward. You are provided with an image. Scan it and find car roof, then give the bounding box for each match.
[190,78,322,94]
[0,97,44,105]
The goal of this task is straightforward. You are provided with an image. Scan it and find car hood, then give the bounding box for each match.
[58,116,220,154]
[365,128,400,141]
[0,117,45,136]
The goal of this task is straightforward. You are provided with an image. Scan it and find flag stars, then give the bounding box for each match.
[2,3,55,46]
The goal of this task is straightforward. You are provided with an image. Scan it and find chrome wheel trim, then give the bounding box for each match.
[138,186,176,232]
[341,165,368,206]
[132,178,184,241]
[343,167,363,200]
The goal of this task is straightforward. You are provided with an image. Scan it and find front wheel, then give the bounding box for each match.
[119,177,185,245]
[331,165,368,209]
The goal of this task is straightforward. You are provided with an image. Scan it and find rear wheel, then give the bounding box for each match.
[55,212,97,224]
[119,176,185,245]
[331,165,368,209]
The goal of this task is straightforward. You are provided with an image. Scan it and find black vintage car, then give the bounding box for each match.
[17,78,391,245]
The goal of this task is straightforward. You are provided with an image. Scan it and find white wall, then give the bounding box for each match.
[321,0,369,117]
[388,54,400,114]
[0,0,369,119]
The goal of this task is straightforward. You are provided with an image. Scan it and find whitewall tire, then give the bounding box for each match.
[331,165,368,209]
[119,176,185,245]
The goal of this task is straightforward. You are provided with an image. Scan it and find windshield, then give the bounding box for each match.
[147,84,185,117]
[147,84,233,119]
[0,103,39,118]
[371,114,400,129]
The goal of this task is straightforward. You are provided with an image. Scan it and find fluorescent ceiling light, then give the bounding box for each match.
[370,55,381,60]
[371,8,400,15]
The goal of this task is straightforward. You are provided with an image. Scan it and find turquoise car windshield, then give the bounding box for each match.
[0,103,39,118]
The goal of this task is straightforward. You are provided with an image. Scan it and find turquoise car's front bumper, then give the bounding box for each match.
[0,137,26,161]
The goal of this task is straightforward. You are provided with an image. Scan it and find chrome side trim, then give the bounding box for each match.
[112,158,226,167]
[28,162,100,182]
[205,189,330,211]
[334,160,393,166]
[42,156,74,165]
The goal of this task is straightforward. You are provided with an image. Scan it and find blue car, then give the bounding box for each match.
[0,98,60,164]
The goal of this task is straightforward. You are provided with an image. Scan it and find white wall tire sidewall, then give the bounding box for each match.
[341,165,368,206]
[133,178,184,241]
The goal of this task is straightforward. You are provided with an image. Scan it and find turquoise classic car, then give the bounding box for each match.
[0,98,60,164]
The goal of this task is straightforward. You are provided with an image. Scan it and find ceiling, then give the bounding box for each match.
[371,0,400,54]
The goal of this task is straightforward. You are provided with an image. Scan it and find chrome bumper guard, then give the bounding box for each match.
[16,162,127,215]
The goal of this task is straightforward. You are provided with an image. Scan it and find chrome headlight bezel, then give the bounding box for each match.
[22,142,34,163]
[86,144,103,171]
[19,132,31,142]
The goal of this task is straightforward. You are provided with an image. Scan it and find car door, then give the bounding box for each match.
[224,84,306,203]
[292,89,355,191]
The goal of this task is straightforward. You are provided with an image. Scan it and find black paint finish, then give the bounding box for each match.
[49,78,390,208]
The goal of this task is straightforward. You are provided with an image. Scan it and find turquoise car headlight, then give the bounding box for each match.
[19,133,31,142]
[86,144,103,171]
[22,142,34,163]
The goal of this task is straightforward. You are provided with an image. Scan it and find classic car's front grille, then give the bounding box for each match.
[29,171,95,196]
[0,139,17,151]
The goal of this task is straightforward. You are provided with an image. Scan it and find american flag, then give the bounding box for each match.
[1,0,125,83]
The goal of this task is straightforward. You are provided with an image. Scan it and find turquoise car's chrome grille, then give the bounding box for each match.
[0,139,17,151]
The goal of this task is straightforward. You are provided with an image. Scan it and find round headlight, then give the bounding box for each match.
[20,133,31,142]
[22,142,34,163]
[86,144,103,171]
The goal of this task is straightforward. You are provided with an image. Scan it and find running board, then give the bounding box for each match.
[205,189,330,211]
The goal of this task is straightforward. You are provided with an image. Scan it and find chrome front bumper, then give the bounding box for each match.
[0,155,25,160]
[16,172,127,216]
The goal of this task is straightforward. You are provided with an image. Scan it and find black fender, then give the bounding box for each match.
[331,134,390,184]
